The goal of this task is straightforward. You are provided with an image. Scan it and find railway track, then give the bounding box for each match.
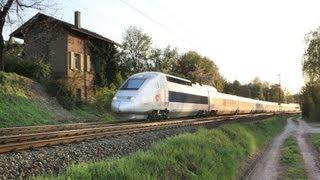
[0,113,296,154]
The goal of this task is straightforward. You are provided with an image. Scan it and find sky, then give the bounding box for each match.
[7,0,320,94]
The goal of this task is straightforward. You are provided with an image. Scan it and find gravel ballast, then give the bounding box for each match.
[0,125,199,179]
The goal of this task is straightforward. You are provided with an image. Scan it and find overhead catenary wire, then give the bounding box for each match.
[118,0,198,50]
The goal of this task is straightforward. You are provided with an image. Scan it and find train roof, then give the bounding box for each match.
[130,72,191,82]
[129,72,298,107]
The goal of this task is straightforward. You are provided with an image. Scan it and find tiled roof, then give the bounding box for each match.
[10,13,120,46]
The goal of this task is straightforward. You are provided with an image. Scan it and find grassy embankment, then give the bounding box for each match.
[0,72,53,128]
[0,71,115,127]
[38,115,289,179]
[279,136,307,179]
[68,104,115,122]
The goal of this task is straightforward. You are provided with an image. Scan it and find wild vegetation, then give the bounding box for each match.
[224,78,298,103]
[38,115,287,179]
[310,134,320,151]
[45,79,115,122]
[301,28,320,121]
[4,40,51,80]
[280,136,307,179]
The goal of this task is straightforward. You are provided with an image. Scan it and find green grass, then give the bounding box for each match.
[0,71,53,128]
[310,134,320,153]
[280,136,307,179]
[37,115,289,180]
[70,105,115,122]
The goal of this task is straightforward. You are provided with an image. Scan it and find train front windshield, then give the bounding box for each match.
[120,78,146,90]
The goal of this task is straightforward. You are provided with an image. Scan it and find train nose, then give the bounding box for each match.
[111,101,121,112]
[111,100,136,113]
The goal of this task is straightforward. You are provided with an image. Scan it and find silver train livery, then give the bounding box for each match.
[111,72,300,120]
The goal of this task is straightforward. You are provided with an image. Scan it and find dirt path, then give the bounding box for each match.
[245,117,320,180]
[245,118,297,180]
[296,119,320,180]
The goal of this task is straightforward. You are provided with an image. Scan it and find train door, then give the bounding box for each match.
[207,87,211,112]
[155,77,167,110]
[161,76,169,109]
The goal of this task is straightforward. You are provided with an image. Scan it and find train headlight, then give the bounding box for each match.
[127,96,135,100]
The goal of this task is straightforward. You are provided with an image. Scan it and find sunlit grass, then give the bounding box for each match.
[37,115,288,179]
[0,71,52,128]
[280,136,307,179]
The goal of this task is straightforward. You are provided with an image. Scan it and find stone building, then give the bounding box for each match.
[10,11,119,101]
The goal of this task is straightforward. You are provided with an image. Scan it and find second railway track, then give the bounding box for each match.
[0,113,292,154]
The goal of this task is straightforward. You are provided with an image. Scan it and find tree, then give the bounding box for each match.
[223,80,241,95]
[120,26,152,74]
[269,84,285,103]
[0,0,56,71]
[303,28,320,83]
[249,77,265,100]
[173,51,225,91]
[301,27,320,120]
[150,45,179,74]
[300,83,320,120]
[90,40,119,87]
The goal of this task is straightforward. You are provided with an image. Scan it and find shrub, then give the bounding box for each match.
[45,79,80,110]
[4,57,51,79]
[94,86,116,111]
[301,83,320,121]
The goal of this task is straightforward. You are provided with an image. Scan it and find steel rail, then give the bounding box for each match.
[0,113,298,154]
[0,120,146,136]
[0,112,282,136]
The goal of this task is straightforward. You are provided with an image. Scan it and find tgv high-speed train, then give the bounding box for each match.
[111,72,300,120]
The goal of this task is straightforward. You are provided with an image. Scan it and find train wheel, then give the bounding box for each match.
[147,110,158,121]
[209,110,218,116]
[196,110,204,117]
[163,110,169,120]
[147,114,154,121]
[160,110,168,120]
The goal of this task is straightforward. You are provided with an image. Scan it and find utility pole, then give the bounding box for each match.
[277,73,281,105]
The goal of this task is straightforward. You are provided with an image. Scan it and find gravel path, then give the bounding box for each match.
[296,119,320,180]
[0,125,199,179]
[246,117,320,180]
[246,118,297,180]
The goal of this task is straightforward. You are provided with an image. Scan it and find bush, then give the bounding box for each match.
[94,86,116,111]
[301,83,320,121]
[45,79,80,110]
[4,57,51,79]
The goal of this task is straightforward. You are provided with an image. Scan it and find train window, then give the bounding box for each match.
[120,78,146,90]
[166,76,191,86]
[169,91,208,104]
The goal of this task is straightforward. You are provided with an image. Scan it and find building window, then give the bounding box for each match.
[74,53,81,70]
[76,88,81,99]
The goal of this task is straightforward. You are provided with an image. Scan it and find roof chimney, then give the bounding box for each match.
[74,11,81,28]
